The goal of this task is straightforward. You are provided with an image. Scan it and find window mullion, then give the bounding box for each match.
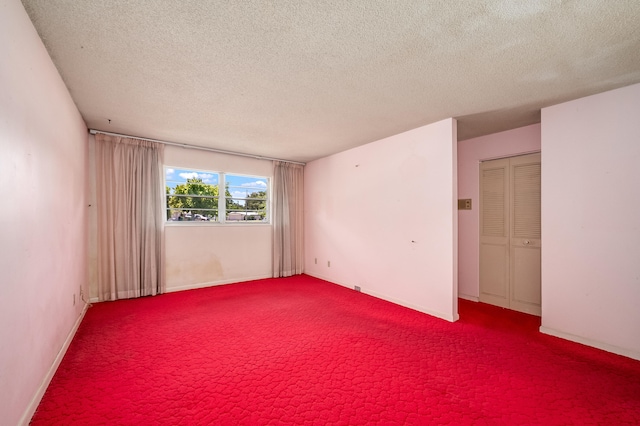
[219,172,226,223]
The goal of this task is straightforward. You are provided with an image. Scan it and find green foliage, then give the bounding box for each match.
[167,178,218,220]
[245,191,267,219]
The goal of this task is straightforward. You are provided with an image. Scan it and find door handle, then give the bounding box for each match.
[523,240,530,245]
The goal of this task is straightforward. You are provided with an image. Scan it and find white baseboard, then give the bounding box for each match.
[458,293,479,302]
[165,274,273,293]
[305,272,459,322]
[539,326,640,361]
[366,288,459,322]
[88,275,274,302]
[19,302,90,426]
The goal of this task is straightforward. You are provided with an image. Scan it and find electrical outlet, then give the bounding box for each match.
[327,260,331,267]
[314,258,317,264]
[354,285,361,292]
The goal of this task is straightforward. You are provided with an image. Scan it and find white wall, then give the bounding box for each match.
[541,83,640,360]
[457,124,541,300]
[163,146,273,291]
[305,118,458,321]
[0,1,89,424]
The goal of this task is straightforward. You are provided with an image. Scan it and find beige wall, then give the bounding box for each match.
[0,1,89,424]
[305,118,458,321]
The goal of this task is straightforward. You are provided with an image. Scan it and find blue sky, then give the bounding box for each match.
[165,168,268,202]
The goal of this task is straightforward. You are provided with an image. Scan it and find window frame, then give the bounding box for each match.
[164,166,270,225]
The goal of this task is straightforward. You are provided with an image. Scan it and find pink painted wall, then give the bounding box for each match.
[87,133,275,300]
[541,83,640,360]
[457,124,541,300]
[163,146,273,292]
[305,119,458,321]
[0,1,89,424]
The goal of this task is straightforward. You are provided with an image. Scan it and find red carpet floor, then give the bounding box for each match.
[32,275,640,425]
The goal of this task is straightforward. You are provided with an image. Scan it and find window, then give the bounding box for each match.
[165,167,269,223]
[225,174,269,222]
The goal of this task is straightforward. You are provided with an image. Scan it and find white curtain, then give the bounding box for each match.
[95,133,165,300]
[272,161,304,277]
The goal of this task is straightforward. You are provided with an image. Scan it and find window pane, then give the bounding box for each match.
[165,167,220,222]
[225,174,268,222]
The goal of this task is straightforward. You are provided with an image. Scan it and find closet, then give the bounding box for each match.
[479,153,541,315]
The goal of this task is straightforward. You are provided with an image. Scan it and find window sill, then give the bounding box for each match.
[164,221,271,227]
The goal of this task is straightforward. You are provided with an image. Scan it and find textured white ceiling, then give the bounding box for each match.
[21,0,640,163]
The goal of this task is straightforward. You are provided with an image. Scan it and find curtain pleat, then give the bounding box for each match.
[95,134,165,300]
[272,161,304,277]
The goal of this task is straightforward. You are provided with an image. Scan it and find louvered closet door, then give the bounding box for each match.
[509,153,541,315]
[479,153,541,315]
[479,158,510,308]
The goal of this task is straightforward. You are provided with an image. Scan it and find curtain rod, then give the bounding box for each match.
[89,129,306,166]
